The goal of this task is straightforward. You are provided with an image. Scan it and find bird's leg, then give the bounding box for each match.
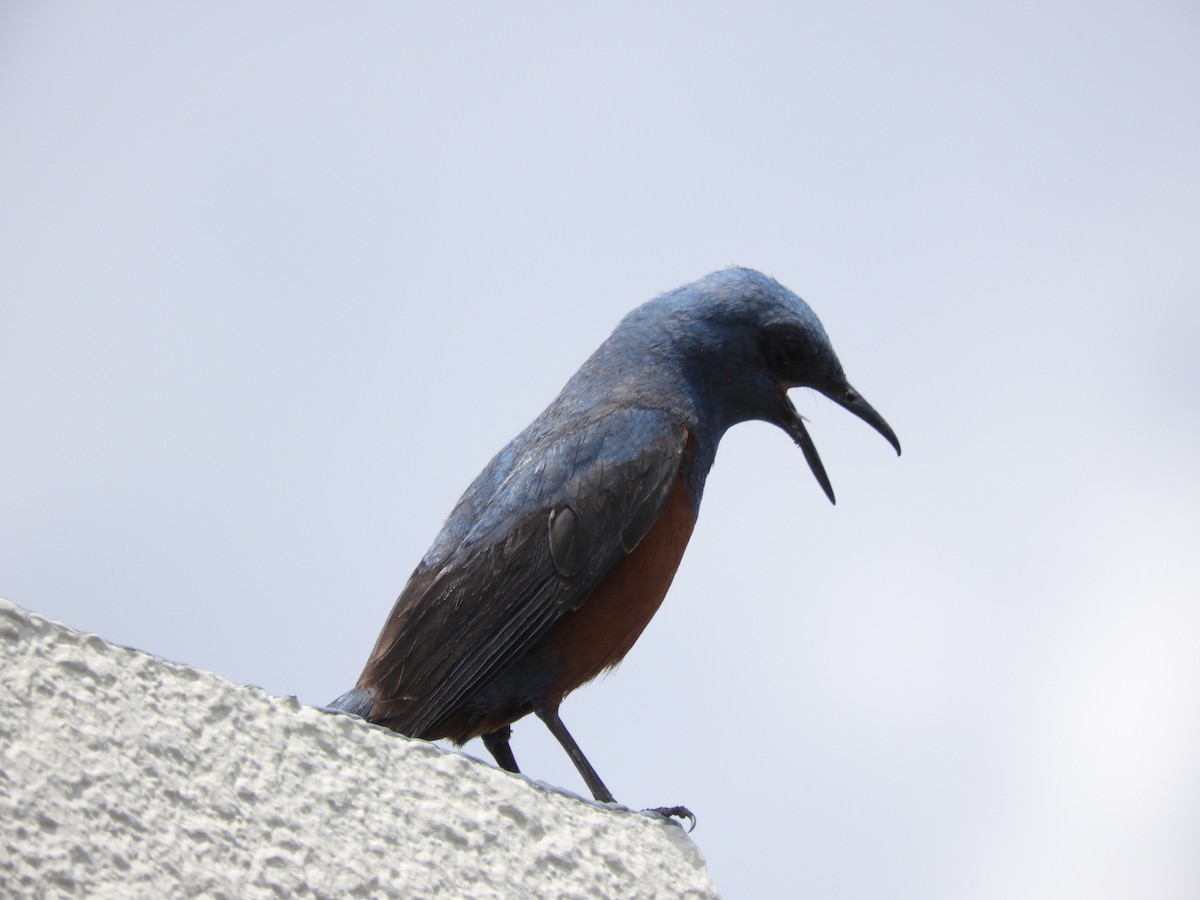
[535,705,696,830]
[481,725,520,773]
[534,705,615,803]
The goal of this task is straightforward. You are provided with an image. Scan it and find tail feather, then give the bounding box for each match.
[323,687,374,719]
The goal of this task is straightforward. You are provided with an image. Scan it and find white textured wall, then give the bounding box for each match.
[0,598,718,898]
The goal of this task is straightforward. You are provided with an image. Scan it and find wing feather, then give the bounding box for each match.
[356,406,688,738]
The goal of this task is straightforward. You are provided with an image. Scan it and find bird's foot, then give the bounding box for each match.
[645,805,696,832]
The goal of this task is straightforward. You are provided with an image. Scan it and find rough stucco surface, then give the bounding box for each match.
[0,598,719,899]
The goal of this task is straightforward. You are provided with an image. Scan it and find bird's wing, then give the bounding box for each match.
[357,405,689,738]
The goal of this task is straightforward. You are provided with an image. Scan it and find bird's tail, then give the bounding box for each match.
[323,687,374,718]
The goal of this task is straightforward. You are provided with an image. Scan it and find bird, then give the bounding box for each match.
[327,267,899,824]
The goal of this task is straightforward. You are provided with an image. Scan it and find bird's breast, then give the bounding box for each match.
[537,470,698,704]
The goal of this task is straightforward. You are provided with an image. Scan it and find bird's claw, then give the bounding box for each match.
[645,805,696,832]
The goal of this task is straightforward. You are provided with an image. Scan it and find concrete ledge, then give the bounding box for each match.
[0,598,718,898]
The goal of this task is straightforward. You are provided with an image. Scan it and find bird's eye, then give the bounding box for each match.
[768,336,806,372]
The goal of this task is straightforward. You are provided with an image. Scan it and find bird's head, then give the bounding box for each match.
[666,267,901,503]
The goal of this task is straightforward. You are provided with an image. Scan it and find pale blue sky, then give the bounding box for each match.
[2,3,1198,897]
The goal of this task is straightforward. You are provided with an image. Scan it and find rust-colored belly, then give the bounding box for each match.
[537,473,697,705]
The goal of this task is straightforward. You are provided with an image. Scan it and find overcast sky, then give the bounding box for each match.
[2,3,1198,898]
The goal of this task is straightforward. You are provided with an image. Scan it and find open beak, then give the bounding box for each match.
[781,381,901,505]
